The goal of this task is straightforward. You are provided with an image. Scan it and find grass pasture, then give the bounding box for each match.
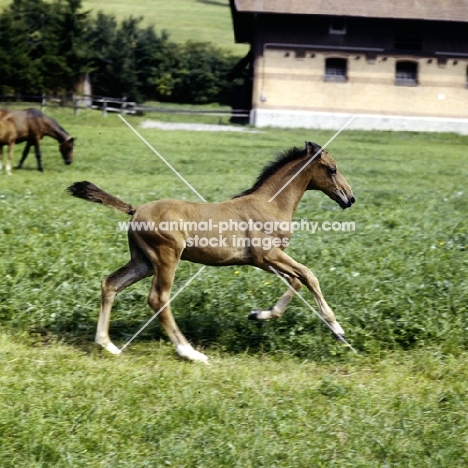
[0,107,467,466]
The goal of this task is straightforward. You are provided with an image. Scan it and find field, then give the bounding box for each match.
[0,0,247,55]
[0,107,467,466]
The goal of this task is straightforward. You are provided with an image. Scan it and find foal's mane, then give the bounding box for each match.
[232,146,310,198]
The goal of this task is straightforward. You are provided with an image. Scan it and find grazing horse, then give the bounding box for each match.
[0,114,16,175]
[0,108,74,172]
[67,142,355,362]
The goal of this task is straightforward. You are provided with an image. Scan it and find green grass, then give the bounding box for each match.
[0,106,467,465]
[2,334,468,467]
[0,0,248,54]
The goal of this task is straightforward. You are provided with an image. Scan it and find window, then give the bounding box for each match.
[325,58,347,82]
[395,61,418,86]
[295,49,306,59]
[329,18,346,35]
[437,57,447,67]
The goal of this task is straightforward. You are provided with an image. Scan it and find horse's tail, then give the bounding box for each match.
[67,181,135,215]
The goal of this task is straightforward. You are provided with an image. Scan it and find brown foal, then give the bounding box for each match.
[68,141,355,362]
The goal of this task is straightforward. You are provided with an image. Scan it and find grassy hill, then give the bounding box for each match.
[0,0,248,55]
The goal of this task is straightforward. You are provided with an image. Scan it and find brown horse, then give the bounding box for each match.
[67,142,355,362]
[0,114,16,175]
[0,108,74,172]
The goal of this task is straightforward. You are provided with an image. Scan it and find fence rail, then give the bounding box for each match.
[0,94,250,119]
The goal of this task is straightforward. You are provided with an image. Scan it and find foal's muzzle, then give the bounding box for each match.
[338,194,356,209]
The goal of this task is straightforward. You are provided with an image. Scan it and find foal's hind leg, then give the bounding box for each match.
[97,241,152,354]
[249,276,302,320]
[146,247,208,363]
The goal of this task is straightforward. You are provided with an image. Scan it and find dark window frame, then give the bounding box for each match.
[324,57,348,82]
[395,60,418,86]
[329,18,347,35]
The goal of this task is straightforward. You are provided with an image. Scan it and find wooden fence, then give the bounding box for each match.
[0,94,250,120]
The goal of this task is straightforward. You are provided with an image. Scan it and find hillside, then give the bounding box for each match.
[0,0,248,55]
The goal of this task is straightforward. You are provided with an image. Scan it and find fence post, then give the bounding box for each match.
[41,95,46,112]
[102,99,107,117]
[121,96,127,114]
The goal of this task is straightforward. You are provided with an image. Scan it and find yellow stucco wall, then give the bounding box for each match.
[253,49,468,118]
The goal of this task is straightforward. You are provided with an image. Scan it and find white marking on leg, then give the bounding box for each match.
[329,321,345,336]
[96,339,122,355]
[176,344,209,363]
[252,309,272,320]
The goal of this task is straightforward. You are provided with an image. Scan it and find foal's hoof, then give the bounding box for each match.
[98,341,122,355]
[248,310,261,320]
[176,345,209,364]
[38,167,44,172]
[332,333,346,344]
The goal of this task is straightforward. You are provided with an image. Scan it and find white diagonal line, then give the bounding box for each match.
[269,266,357,353]
[119,114,207,202]
[119,266,207,353]
[268,115,357,203]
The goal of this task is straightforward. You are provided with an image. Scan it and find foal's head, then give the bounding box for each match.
[305,141,355,209]
[60,137,74,165]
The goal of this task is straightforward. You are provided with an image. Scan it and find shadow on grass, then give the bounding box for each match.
[24,305,348,361]
[196,0,228,7]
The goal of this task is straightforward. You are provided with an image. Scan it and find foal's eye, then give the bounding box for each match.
[328,167,337,175]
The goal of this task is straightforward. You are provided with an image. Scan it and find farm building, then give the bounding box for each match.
[229,0,468,133]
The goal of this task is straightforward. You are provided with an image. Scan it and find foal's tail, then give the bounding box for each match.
[67,181,135,215]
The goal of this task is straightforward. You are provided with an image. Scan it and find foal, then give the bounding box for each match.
[68,141,355,362]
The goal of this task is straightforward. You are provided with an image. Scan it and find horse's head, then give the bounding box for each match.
[305,141,355,209]
[60,137,74,165]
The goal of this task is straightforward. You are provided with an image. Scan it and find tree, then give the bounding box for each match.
[152,41,237,104]
[39,0,91,93]
[0,0,240,103]
[0,11,31,93]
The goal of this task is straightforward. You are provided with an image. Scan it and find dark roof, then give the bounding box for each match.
[232,0,468,22]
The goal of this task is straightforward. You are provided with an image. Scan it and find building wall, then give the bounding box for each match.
[253,48,468,119]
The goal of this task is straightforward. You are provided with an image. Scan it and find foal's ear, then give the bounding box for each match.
[306,141,322,158]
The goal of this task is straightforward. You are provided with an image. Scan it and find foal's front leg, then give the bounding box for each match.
[0,144,13,175]
[33,141,43,172]
[252,248,345,339]
[16,142,31,169]
[5,143,14,175]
